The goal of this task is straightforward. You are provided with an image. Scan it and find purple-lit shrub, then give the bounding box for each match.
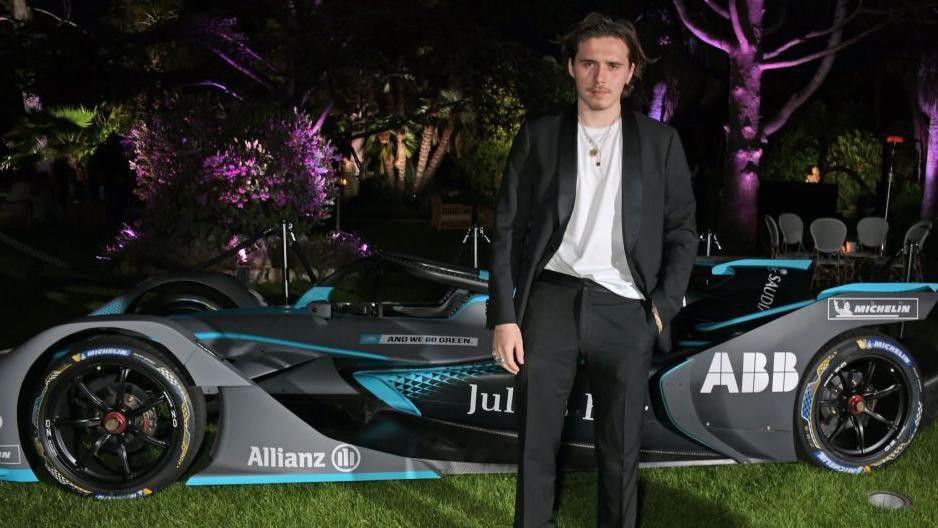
[123,95,340,263]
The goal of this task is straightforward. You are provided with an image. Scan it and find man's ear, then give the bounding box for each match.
[567,58,575,79]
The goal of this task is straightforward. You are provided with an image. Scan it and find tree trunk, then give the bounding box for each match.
[720,51,764,252]
[394,128,407,191]
[922,119,938,219]
[383,153,394,186]
[423,117,456,186]
[413,124,435,191]
[648,81,678,123]
[14,0,30,20]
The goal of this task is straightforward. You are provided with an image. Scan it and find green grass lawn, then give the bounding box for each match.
[2,425,937,527]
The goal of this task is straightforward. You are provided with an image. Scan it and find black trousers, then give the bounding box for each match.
[514,269,657,528]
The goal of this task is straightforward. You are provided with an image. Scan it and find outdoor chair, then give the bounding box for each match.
[810,217,848,287]
[889,220,932,282]
[846,216,888,280]
[763,214,781,258]
[778,212,808,256]
[855,216,888,255]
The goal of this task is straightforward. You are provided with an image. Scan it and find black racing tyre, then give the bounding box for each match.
[795,330,923,473]
[134,285,234,316]
[29,335,206,499]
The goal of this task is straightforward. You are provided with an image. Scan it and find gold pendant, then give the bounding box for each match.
[588,147,599,158]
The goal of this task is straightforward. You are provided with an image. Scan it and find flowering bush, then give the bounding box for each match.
[202,112,337,227]
[124,94,340,259]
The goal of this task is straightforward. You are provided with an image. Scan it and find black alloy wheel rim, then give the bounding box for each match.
[44,361,179,490]
[815,355,908,459]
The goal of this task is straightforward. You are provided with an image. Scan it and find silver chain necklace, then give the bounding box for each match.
[578,117,618,167]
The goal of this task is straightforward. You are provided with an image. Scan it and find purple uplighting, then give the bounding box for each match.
[919,51,938,219]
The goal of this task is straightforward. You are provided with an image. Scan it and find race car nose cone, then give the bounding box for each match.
[103,411,128,434]
[848,394,867,415]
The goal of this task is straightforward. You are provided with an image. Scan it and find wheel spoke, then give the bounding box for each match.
[826,413,848,441]
[865,384,901,400]
[127,393,167,418]
[74,378,106,411]
[863,408,898,430]
[54,417,101,429]
[818,399,840,407]
[115,368,130,410]
[116,436,133,479]
[863,361,876,390]
[89,432,112,461]
[836,370,854,391]
[850,414,865,455]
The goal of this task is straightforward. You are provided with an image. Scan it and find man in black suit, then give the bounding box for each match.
[486,13,697,528]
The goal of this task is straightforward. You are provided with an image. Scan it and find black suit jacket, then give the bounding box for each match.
[485,102,698,353]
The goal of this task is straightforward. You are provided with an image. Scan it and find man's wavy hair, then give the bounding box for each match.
[559,12,651,97]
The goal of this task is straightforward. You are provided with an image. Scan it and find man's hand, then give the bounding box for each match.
[651,303,663,335]
[493,323,525,375]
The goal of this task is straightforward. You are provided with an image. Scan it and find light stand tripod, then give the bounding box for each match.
[699,229,722,256]
[455,205,491,268]
[882,135,904,253]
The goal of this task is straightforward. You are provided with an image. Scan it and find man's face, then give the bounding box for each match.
[567,36,636,112]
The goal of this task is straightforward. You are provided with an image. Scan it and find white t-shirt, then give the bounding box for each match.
[544,116,644,300]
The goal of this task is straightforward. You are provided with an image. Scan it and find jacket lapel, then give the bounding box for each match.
[621,109,643,256]
[555,103,577,236]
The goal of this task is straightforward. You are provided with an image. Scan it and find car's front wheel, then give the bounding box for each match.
[796,330,923,473]
[30,335,206,499]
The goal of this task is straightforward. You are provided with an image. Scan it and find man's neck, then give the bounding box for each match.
[577,99,622,128]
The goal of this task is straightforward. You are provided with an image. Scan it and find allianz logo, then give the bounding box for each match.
[247,444,361,472]
[467,384,596,420]
[700,352,798,394]
[249,446,326,468]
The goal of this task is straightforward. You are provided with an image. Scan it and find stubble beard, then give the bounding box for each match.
[579,90,618,113]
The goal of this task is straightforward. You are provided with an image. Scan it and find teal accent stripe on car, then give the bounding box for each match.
[0,469,38,482]
[450,294,488,319]
[710,259,812,277]
[186,470,439,486]
[89,298,130,316]
[193,332,389,361]
[294,286,335,309]
[676,340,711,347]
[353,372,422,415]
[658,359,719,453]
[695,300,814,332]
[478,270,490,280]
[816,282,938,301]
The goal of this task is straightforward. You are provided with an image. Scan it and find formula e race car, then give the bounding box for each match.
[1,251,937,499]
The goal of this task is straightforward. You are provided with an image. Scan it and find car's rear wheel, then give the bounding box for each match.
[30,335,205,499]
[795,330,923,473]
